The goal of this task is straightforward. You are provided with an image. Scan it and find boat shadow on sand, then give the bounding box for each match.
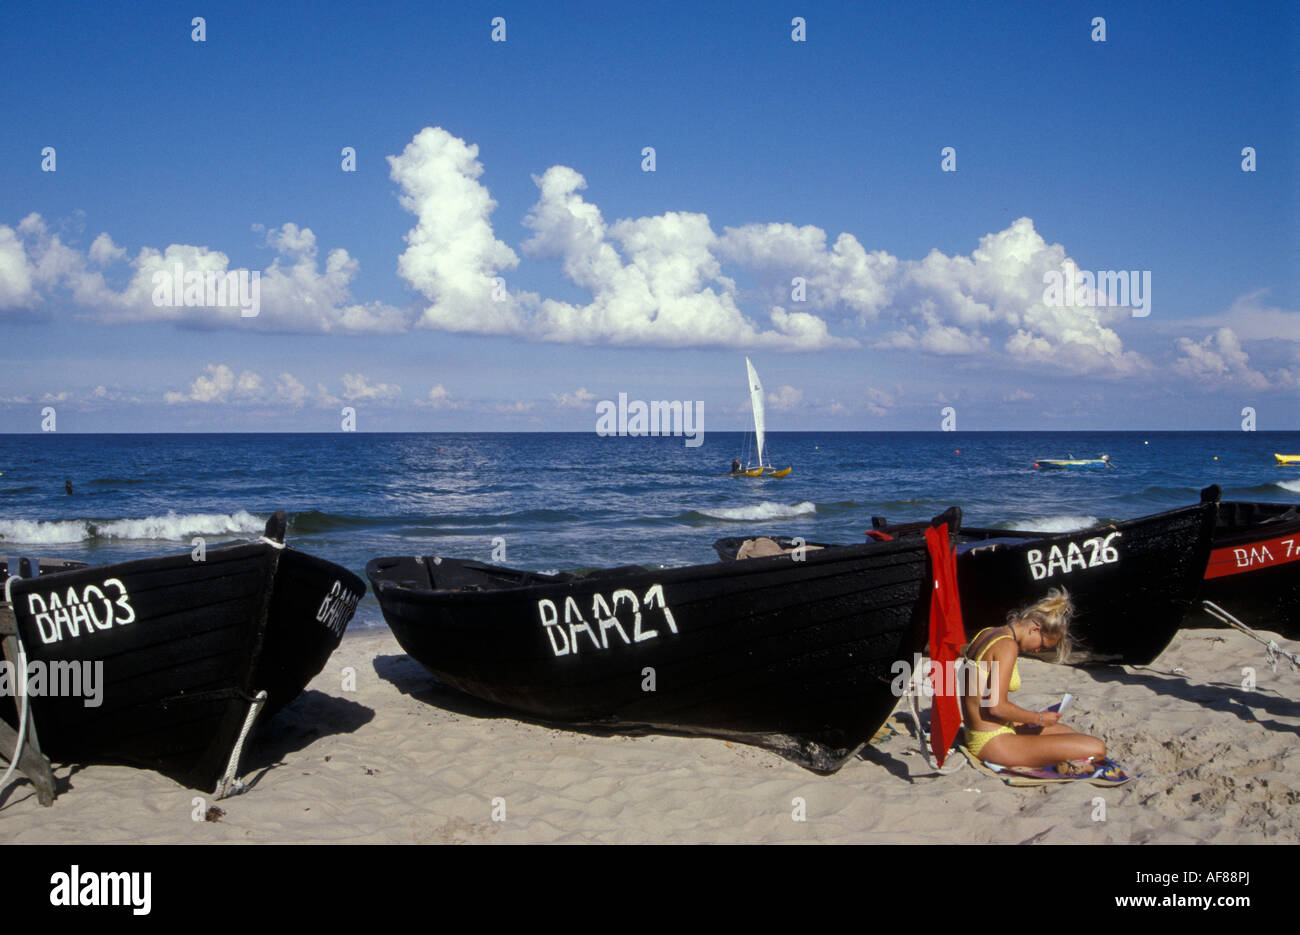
[1081,660,1300,736]
[0,691,375,806]
[855,743,916,783]
[221,690,376,791]
[372,653,845,770]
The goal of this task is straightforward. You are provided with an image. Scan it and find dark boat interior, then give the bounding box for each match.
[369,555,653,594]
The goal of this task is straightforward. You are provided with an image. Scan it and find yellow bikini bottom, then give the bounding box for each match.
[965,724,1015,758]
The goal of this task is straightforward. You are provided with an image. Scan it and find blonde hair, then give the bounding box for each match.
[1007,587,1073,663]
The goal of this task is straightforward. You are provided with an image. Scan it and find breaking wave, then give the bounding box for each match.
[1002,514,1100,533]
[0,510,266,544]
[693,501,818,522]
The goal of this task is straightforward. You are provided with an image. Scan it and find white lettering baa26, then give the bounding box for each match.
[538,584,678,657]
[27,578,137,645]
[1027,532,1121,580]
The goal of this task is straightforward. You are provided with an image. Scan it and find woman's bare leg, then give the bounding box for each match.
[979,731,1105,767]
[1015,723,1079,736]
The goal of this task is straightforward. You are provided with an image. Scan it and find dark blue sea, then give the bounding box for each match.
[2,431,1298,629]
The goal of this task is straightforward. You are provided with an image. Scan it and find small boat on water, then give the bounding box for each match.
[2,512,364,794]
[1275,453,1300,466]
[718,497,1218,665]
[1035,454,1112,470]
[368,510,958,772]
[1192,494,1300,639]
[731,357,792,478]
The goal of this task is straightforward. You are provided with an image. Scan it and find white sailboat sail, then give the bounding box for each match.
[746,356,766,468]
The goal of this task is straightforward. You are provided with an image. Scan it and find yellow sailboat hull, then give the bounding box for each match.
[736,466,792,478]
[1276,453,1300,465]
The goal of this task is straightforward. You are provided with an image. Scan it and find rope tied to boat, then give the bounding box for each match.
[213,689,268,799]
[899,661,966,775]
[1201,601,1300,674]
[258,536,285,550]
[0,578,31,790]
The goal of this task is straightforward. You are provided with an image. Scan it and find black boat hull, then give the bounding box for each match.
[368,531,944,773]
[956,502,1216,664]
[258,546,365,718]
[721,503,1218,666]
[5,535,364,791]
[1193,502,1300,639]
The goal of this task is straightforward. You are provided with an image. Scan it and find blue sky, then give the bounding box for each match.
[1,0,1296,432]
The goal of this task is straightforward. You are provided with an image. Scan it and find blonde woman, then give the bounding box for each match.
[960,588,1106,772]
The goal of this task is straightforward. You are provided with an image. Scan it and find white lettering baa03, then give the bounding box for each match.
[1027,532,1121,580]
[26,579,137,645]
[538,584,679,657]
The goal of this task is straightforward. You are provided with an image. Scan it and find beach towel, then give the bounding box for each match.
[959,746,1133,786]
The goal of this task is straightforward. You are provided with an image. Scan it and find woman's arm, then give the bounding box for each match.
[978,640,1048,725]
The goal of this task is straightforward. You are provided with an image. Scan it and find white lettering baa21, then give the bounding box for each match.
[538,584,678,657]
[26,578,137,644]
[1027,532,1121,580]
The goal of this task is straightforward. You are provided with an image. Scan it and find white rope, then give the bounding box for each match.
[258,537,285,550]
[1202,601,1300,674]
[1,575,32,789]
[898,664,965,775]
[213,689,268,799]
[0,640,30,789]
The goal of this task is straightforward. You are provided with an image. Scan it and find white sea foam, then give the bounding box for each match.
[1275,479,1300,493]
[0,519,90,544]
[1009,514,1099,533]
[0,510,265,544]
[699,501,817,521]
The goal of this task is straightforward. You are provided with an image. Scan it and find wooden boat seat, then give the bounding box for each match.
[871,506,963,538]
[416,557,651,593]
[1,556,89,584]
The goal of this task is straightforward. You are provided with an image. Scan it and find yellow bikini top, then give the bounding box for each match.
[967,627,1021,693]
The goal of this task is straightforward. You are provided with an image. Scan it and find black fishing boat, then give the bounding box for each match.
[367,510,958,773]
[717,498,1218,665]
[2,512,364,794]
[1193,498,1300,639]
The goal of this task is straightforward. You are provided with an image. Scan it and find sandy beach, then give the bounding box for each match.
[3,625,1297,844]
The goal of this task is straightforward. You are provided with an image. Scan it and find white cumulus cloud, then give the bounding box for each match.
[388,127,528,335]
[341,373,401,401]
[552,387,597,408]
